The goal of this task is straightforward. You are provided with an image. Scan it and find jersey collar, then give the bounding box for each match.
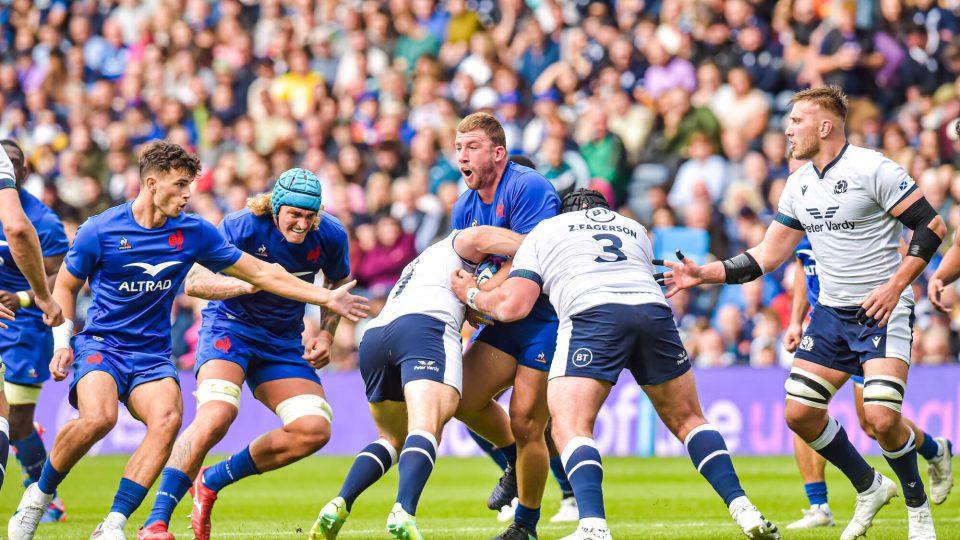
[812,143,849,180]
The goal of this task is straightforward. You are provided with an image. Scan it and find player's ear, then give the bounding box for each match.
[143,175,157,193]
[495,145,507,162]
[820,119,832,138]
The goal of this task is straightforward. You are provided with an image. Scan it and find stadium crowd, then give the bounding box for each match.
[3,0,960,371]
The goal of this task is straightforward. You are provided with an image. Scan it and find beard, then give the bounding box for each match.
[789,139,820,161]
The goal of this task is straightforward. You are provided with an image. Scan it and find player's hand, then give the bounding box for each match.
[928,277,949,312]
[653,251,703,298]
[858,282,902,328]
[323,280,369,322]
[0,290,20,312]
[303,332,333,369]
[34,294,64,327]
[450,269,479,303]
[783,322,803,352]
[0,302,14,329]
[465,306,494,328]
[49,347,72,381]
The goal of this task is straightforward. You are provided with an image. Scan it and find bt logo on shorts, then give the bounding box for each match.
[572,348,593,367]
[414,360,440,373]
[677,351,689,365]
[799,336,814,351]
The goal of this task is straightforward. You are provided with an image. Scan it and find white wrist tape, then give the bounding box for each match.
[466,287,480,311]
[53,319,74,351]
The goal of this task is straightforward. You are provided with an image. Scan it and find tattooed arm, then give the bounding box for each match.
[302,276,351,369]
[184,263,258,300]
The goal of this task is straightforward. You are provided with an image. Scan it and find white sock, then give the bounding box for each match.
[580,517,608,529]
[105,511,127,529]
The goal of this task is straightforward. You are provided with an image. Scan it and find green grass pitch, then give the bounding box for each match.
[2,455,956,539]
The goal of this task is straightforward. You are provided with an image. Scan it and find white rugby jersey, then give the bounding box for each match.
[510,208,666,320]
[367,231,473,332]
[776,144,917,307]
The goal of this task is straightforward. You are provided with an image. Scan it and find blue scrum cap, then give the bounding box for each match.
[272,168,322,215]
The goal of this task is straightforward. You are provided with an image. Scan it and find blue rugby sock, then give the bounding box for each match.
[917,431,942,461]
[685,424,745,505]
[808,417,876,493]
[469,429,508,471]
[550,455,573,496]
[498,443,517,468]
[561,437,605,519]
[396,431,438,515]
[339,439,397,511]
[12,429,45,486]
[109,477,149,518]
[37,457,67,495]
[514,503,540,533]
[202,446,260,492]
[882,430,926,507]
[804,481,828,506]
[144,467,192,527]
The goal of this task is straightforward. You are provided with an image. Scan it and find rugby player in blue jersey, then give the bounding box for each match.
[451,113,560,540]
[0,140,70,522]
[0,143,64,496]
[7,142,368,540]
[138,168,351,540]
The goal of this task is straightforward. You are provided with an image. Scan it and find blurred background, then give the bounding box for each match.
[4,0,960,377]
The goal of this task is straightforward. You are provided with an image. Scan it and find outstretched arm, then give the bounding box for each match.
[930,230,960,311]
[221,252,369,321]
[657,221,806,298]
[184,263,258,300]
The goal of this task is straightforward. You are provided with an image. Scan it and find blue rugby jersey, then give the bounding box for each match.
[0,191,69,321]
[452,161,560,320]
[65,203,242,356]
[794,236,820,308]
[201,209,350,340]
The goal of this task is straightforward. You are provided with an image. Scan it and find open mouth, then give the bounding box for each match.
[461,167,473,179]
[291,227,305,234]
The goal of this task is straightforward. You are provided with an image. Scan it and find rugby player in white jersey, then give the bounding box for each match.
[309,225,523,540]
[450,189,780,540]
[661,86,945,540]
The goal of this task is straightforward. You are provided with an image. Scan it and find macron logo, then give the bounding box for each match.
[124,261,182,277]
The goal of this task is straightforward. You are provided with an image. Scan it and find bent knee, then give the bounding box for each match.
[82,414,118,439]
[510,413,547,444]
[862,409,899,437]
[784,401,826,434]
[149,409,183,436]
[288,416,332,454]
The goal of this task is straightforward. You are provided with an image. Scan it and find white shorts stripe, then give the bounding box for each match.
[549,317,574,381]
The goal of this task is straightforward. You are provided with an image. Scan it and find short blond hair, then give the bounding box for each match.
[790,86,848,122]
[457,112,506,148]
[247,193,320,231]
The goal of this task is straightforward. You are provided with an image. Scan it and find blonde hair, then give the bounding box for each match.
[457,112,506,148]
[790,86,849,122]
[247,193,321,231]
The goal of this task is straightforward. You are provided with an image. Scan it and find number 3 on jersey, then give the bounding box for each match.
[593,233,627,263]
